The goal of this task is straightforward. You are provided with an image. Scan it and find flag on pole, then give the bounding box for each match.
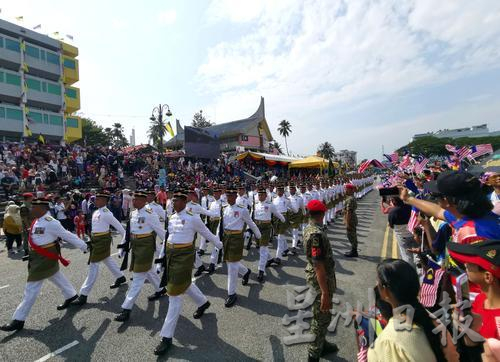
[456,146,471,161]
[445,144,457,153]
[33,24,42,30]
[390,152,399,163]
[25,125,32,137]
[15,16,24,21]
[358,160,371,173]
[419,259,445,307]
[66,34,74,40]
[165,121,174,137]
[398,153,411,170]
[38,134,45,144]
[468,144,493,160]
[407,207,419,233]
[413,155,429,174]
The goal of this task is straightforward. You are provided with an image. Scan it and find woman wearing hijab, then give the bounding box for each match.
[3,204,23,254]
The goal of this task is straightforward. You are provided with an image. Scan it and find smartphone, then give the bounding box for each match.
[379,187,399,196]
[456,273,471,317]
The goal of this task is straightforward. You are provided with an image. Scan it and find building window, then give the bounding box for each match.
[0,107,5,118]
[46,52,59,65]
[47,83,61,95]
[241,135,249,141]
[6,108,23,121]
[0,37,3,48]
[64,58,76,69]
[5,38,20,52]
[26,45,40,59]
[5,73,21,86]
[65,87,77,99]
[26,78,42,91]
[49,114,63,125]
[0,71,4,83]
[42,82,47,92]
[66,117,78,128]
[28,112,43,123]
[40,49,46,61]
[43,114,49,124]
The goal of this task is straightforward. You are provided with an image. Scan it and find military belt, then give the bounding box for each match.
[131,233,153,239]
[255,220,271,224]
[92,231,110,237]
[39,241,57,249]
[224,230,243,235]
[166,242,192,249]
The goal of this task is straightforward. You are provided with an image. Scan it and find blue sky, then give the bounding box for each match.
[3,0,500,160]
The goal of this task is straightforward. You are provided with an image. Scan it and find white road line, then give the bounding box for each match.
[0,284,9,290]
[34,340,79,362]
[111,252,119,257]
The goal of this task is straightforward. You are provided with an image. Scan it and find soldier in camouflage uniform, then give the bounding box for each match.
[343,184,358,258]
[303,199,338,362]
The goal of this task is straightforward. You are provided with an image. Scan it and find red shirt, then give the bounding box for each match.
[472,292,500,339]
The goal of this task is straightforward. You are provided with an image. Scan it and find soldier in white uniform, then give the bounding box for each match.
[272,184,297,261]
[198,185,215,255]
[199,187,224,274]
[154,189,221,356]
[222,188,261,307]
[74,192,127,306]
[288,183,304,255]
[115,190,167,322]
[253,188,285,282]
[300,183,313,233]
[146,190,166,225]
[0,198,88,332]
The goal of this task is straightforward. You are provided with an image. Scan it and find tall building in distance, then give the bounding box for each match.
[334,149,357,167]
[130,128,136,146]
[0,18,81,143]
[412,124,500,141]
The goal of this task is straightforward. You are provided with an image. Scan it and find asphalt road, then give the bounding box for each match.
[0,190,400,362]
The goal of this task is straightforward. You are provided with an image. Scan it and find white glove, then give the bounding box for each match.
[80,245,89,253]
[255,232,262,240]
[215,239,223,249]
[155,263,163,274]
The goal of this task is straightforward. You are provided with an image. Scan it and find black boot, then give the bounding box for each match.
[110,276,127,289]
[57,295,78,310]
[245,240,252,250]
[242,269,251,286]
[197,249,205,256]
[153,337,172,356]
[308,354,320,362]
[344,249,358,258]
[193,301,210,319]
[0,320,24,332]
[274,258,282,266]
[194,265,206,277]
[224,294,237,308]
[208,263,216,275]
[147,287,166,301]
[265,258,274,268]
[290,247,297,256]
[321,341,339,356]
[217,250,223,264]
[281,249,289,257]
[114,309,131,322]
[257,271,264,283]
[73,295,87,306]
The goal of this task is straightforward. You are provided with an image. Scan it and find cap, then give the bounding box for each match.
[96,190,111,199]
[306,200,327,212]
[237,184,246,190]
[448,240,500,278]
[426,171,480,197]
[226,187,237,195]
[277,183,285,190]
[133,190,148,198]
[32,198,50,206]
[345,184,355,190]
[22,192,34,198]
[173,189,188,199]
[257,187,267,194]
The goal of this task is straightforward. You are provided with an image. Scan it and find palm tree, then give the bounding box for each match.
[317,142,335,160]
[269,141,283,154]
[111,123,128,148]
[277,119,292,156]
[148,117,167,152]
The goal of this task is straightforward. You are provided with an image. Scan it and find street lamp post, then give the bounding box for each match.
[150,103,173,156]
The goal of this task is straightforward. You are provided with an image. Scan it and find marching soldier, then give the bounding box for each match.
[343,184,359,258]
[0,198,88,332]
[146,190,166,225]
[115,190,167,322]
[222,187,261,307]
[153,189,220,356]
[74,191,127,306]
[303,200,338,361]
[19,192,34,256]
[199,186,224,274]
[300,184,313,233]
[288,183,304,255]
[272,184,296,261]
[254,187,285,281]
[198,185,215,255]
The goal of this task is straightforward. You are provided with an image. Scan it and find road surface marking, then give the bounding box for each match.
[380,224,389,258]
[391,231,398,259]
[0,285,9,290]
[111,252,119,257]
[34,340,79,362]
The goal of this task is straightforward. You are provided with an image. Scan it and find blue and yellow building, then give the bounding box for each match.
[0,18,81,143]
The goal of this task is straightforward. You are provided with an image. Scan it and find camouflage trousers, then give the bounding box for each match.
[346,224,357,250]
[308,288,333,358]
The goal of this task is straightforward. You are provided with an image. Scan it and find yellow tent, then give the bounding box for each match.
[289,156,339,169]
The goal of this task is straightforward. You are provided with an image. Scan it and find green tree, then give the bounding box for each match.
[79,117,111,147]
[269,141,283,154]
[317,141,335,160]
[397,135,500,156]
[110,122,128,148]
[148,116,167,152]
[192,110,214,128]
[277,119,292,156]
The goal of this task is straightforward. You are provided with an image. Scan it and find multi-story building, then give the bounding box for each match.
[412,124,500,141]
[0,18,81,143]
[334,149,357,167]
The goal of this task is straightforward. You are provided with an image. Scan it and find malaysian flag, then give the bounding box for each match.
[468,144,493,160]
[398,153,411,170]
[419,259,445,307]
[407,206,419,233]
[358,160,371,173]
[413,155,429,174]
[445,144,457,153]
[391,152,399,163]
[456,146,471,161]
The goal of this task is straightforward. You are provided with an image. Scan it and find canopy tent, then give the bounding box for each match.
[235,151,299,166]
[289,156,339,169]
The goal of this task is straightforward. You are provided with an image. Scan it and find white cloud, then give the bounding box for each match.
[157,10,177,26]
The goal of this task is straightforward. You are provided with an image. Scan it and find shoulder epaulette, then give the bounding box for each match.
[45,216,54,221]
[186,210,193,216]
[102,207,109,212]
[145,208,153,214]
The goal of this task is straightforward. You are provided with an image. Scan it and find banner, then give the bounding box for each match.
[184,126,220,159]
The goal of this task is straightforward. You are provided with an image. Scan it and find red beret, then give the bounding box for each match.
[345,184,355,190]
[307,200,327,212]
[22,192,34,198]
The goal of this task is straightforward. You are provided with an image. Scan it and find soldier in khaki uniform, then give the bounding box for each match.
[0,198,88,332]
[303,199,338,362]
[343,184,358,258]
[154,189,220,356]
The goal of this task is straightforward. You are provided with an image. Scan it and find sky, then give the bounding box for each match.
[2,0,500,160]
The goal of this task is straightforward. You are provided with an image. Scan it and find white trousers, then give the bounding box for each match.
[258,246,270,272]
[13,271,76,321]
[193,251,203,269]
[121,267,161,310]
[291,229,299,248]
[227,261,248,295]
[160,283,207,338]
[80,256,124,296]
[275,235,287,258]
